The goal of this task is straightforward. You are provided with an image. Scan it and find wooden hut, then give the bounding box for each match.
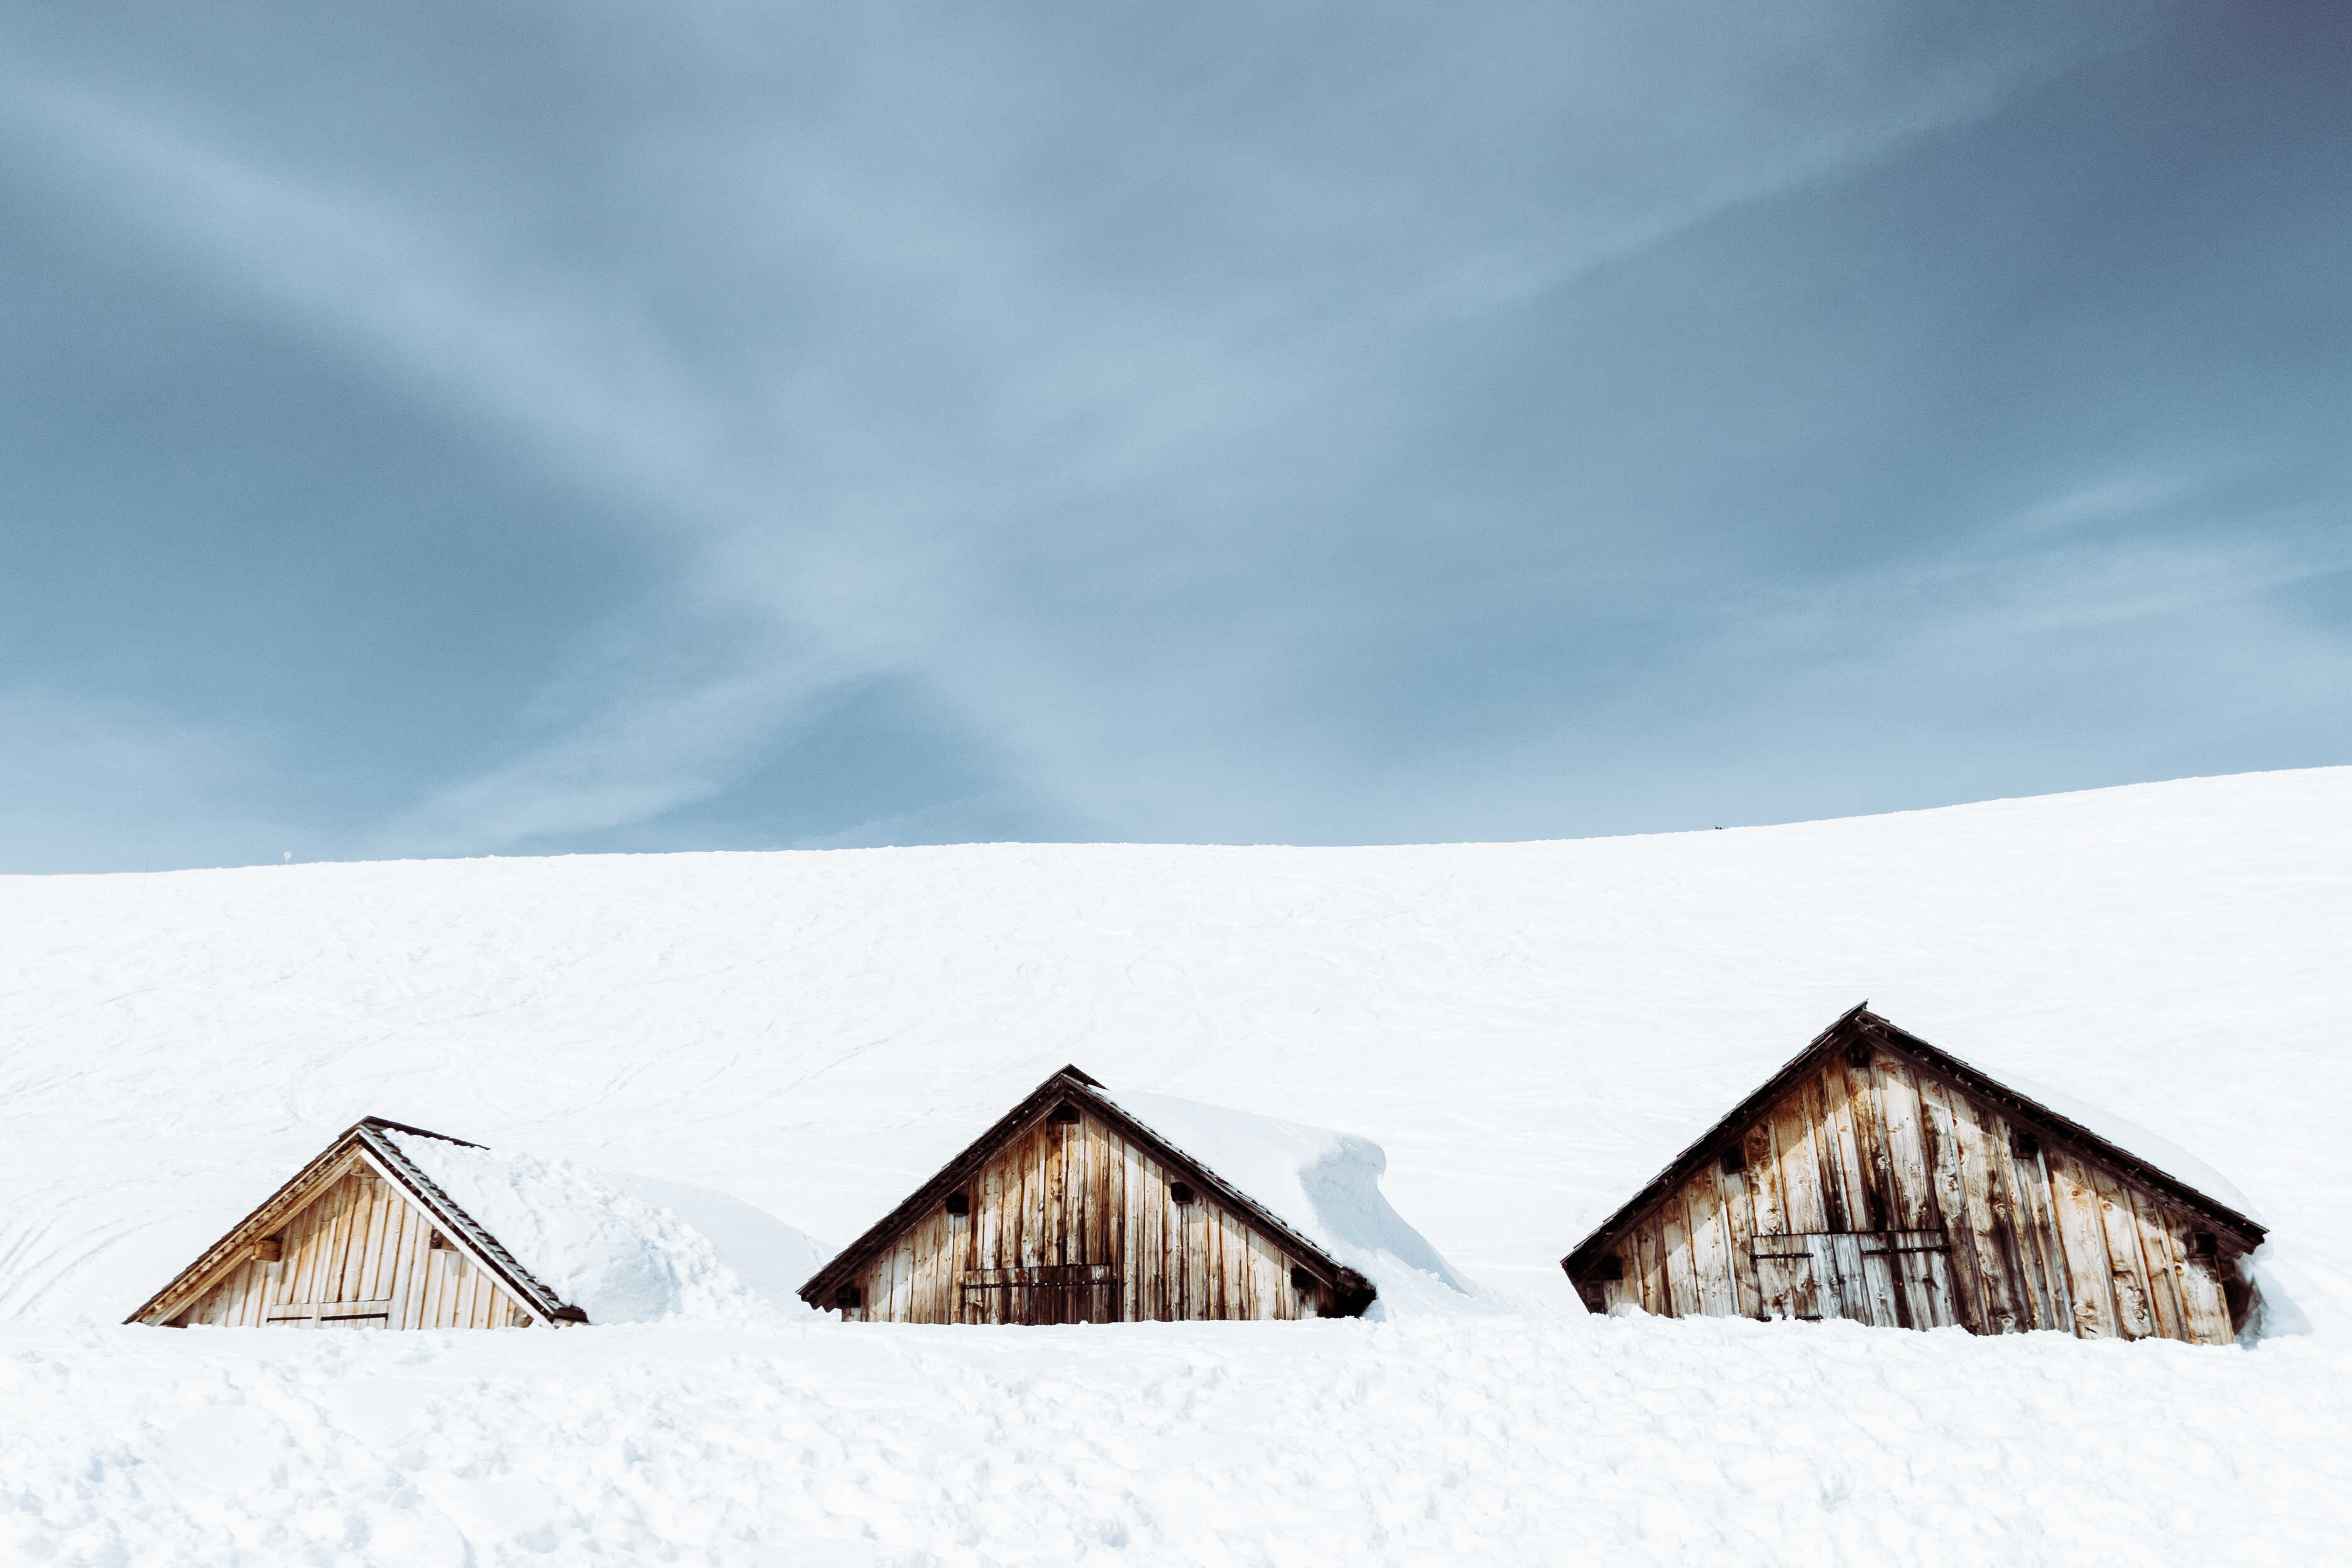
[1560,1006,2265,1344]
[798,1065,1376,1324]
[127,1117,589,1330]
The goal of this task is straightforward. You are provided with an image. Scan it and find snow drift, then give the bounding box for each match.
[1101,1087,1481,1314]
[379,1131,826,1324]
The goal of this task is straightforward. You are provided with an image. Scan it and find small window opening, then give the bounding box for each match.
[834,1285,863,1309]
[1170,1182,1196,1205]
[2012,1131,2042,1160]
[944,1191,970,1217]
[1290,1266,1317,1292]
[1720,1145,1746,1175]
[1051,1102,1082,1124]
[2189,1231,2218,1260]
[1596,1255,1625,1282]
[1844,1042,1873,1069]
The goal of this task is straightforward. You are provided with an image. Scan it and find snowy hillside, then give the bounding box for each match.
[4,768,2350,1563]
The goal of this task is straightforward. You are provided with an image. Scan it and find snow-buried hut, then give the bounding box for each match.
[129,1116,600,1330]
[1560,1006,2265,1344]
[798,1066,1386,1324]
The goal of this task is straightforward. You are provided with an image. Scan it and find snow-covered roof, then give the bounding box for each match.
[377,1126,827,1324]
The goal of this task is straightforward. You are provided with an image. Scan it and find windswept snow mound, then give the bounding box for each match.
[1104,1088,1483,1315]
[382,1133,826,1324]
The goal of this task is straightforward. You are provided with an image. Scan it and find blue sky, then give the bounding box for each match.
[2,1,2346,871]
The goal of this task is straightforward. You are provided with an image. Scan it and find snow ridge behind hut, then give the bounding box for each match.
[1093,1087,1481,1317]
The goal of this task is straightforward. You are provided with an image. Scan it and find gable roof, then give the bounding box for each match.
[1560,1004,2267,1279]
[126,1116,587,1327]
[797,1065,1354,1305]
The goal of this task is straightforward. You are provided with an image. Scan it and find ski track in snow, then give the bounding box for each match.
[3,767,2350,1564]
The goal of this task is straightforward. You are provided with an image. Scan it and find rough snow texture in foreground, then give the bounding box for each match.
[3,766,2350,1564]
[5,1317,2344,1565]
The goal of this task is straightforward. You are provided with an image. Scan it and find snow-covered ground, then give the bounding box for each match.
[4,766,2349,1564]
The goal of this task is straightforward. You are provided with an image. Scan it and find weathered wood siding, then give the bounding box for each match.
[842,1107,1315,1324]
[170,1154,531,1331]
[1574,1047,2243,1345]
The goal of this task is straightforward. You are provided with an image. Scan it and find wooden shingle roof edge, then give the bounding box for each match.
[1559,1003,2268,1280]
[124,1115,589,1327]
[795,1065,1364,1307]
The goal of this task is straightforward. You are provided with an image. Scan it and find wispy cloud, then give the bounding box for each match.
[7,1,2317,863]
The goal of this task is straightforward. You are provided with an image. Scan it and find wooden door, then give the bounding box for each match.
[1753,1231,1962,1329]
[961,1265,1121,1325]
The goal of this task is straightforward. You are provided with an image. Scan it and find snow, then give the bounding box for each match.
[1097,1087,1482,1313]
[376,1131,824,1324]
[2,765,2349,1563]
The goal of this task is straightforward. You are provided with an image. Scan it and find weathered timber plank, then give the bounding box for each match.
[1807,1071,1858,1234]
[1721,1150,1763,1319]
[1184,1181,1209,1320]
[1136,1143,1163,1321]
[352,1175,391,1302]
[1826,1058,1886,1235]
[2089,1165,2159,1340]
[1751,1233,1809,1319]
[1839,1054,1895,1236]
[2128,1190,2188,1344]
[1687,1166,1738,1318]
[324,1177,362,1307]
[1868,1061,1940,1327]
[1631,1218,1665,1315]
[2177,1234,2235,1345]
[1818,1234,1865,1322]
[351,1179,387,1304]
[1745,1118,1788,1242]
[422,1236,452,1328]
[386,1193,424,1330]
[1993,1116,2069,1333]
[2045,1150,2120,1339]
[1770,1090,1828,1234]
[1660,1190,1698,1319]
[292,1179,337,1314]
[1044,1121,1068,1270]
[1915,1079,1992,1333]
[1874,1058,1939,1232]
[1104,1130,1133,1322]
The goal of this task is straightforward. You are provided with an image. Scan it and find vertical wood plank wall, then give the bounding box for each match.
[1579,1050,2243,1345]
[172,1156,531,1330]
[844,1110,1314,1324]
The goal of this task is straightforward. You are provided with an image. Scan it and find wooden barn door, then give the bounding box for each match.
[960,1265,1121,1325]
[1754,1231,1962,1329]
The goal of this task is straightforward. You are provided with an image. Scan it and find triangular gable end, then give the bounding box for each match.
[1559,1006,2266,1344]
[798,1067,1375,1322]
[127,1118,587,1330]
